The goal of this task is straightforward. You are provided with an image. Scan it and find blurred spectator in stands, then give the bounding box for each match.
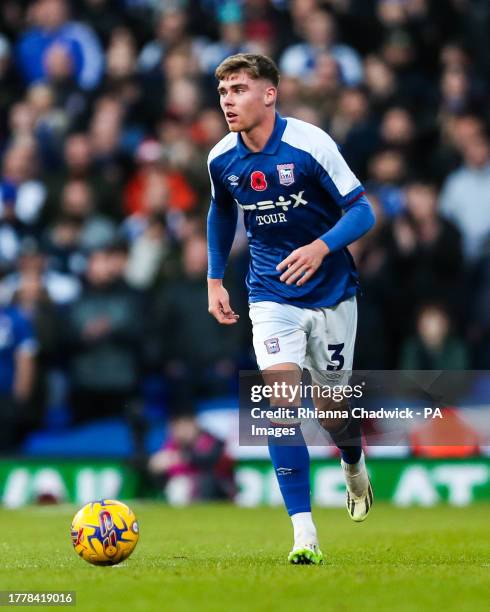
[0,181,27,275]
[25,83,80,170]
[138,9,202,122]
[42,43,86,133]
[301,52,341,123]
[157,115,198,172]
[2,142,46,227]
[364,55,399,118]
[148,413,235,505]
[125,212,170,290]
[8,100,36,147]
[15,0,104,91]
[124,139,197,219]
[137,6,193,75]
[439,67,477,117]
[242,0,287,57]
[440,42,469,73]
[376,0,445,77]
[0,237,80,307]
[0,1,24,40]
[390,181,463,304]
[379,29,431,113]
[287,0,319,31]
[383,181,464,362]
[0,35,22,144]
[275,73,300,116]
[58,179,116,251]
[403,181,463,304]
[439,133,490,261]
[366,148,406,217]
[400,303,468,369]
[88,96,127,182]
[462,0,490,81]
[445,114,484,155]
[44,133,122,223]
[42,214,84,277]
[280,9,363,86]
[329,87,378,178]
[378,106,420,174]
[103,27,144,125]
[430,113,485,184]
[199,5,252,76]
[162,42,201,84]
[147,234,239,416]
[376,0,412,28]
[189,108,228,154]
[13,266,59,433]
[175,108,228,193]
[65,244,143,422]
[80,0,125,47]
[165,78,203,127]
[106,237,131,282]
[0,301,37,452]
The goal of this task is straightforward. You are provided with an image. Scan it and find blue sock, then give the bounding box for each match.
[268,425,311,516]
[328,413,362,464]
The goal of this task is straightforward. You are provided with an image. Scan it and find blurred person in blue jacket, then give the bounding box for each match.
[0,301,37,451]
[15,0,104,91]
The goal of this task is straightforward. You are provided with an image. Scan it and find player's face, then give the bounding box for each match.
[218,71,276,133]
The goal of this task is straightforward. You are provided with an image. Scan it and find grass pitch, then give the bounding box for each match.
[0,503,489,612]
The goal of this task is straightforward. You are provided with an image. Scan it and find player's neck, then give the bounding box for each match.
[240,111,276,153]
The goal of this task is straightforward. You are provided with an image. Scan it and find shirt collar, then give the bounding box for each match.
[236,113,287,159]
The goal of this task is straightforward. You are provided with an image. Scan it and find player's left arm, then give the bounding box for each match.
[278,133,375,286]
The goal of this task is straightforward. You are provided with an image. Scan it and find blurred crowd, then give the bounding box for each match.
[1,0,490,451]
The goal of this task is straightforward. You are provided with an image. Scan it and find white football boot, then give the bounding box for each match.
[341,452,374,522]
[288,513,323,565]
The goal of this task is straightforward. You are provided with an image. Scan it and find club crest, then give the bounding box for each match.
[264,337,280,354]
[277,163,295,186]
[251,170,267,191]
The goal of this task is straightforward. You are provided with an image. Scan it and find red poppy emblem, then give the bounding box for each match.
[250,170,267,191]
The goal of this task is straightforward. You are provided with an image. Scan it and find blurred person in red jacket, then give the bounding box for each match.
[148,414,235,506]
[124,139,197,217]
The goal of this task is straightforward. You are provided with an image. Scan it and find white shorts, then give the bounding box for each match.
[249,296,357,385]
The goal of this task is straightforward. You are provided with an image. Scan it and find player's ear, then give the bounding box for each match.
[264,85,277,108]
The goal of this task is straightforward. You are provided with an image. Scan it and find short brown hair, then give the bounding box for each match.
[215,53,280,87]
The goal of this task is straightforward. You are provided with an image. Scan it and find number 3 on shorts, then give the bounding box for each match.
[326,343,345,371]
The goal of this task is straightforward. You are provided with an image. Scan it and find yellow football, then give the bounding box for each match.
[70,499,139,566]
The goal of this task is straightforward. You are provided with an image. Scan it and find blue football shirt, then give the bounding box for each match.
[207,113,366,308]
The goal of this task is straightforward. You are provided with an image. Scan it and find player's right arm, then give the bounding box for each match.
[207,156,240,325]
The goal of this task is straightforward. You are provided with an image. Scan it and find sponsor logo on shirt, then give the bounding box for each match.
[227,174,239,186]
[234,191,307,212]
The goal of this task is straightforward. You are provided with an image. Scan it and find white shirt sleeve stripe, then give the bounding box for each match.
[207,132,237,199]
[282,118,361,197]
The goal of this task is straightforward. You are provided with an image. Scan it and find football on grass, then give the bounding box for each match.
[70,499,139,566]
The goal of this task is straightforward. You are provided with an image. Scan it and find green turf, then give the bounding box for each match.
[0,503,489,611]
